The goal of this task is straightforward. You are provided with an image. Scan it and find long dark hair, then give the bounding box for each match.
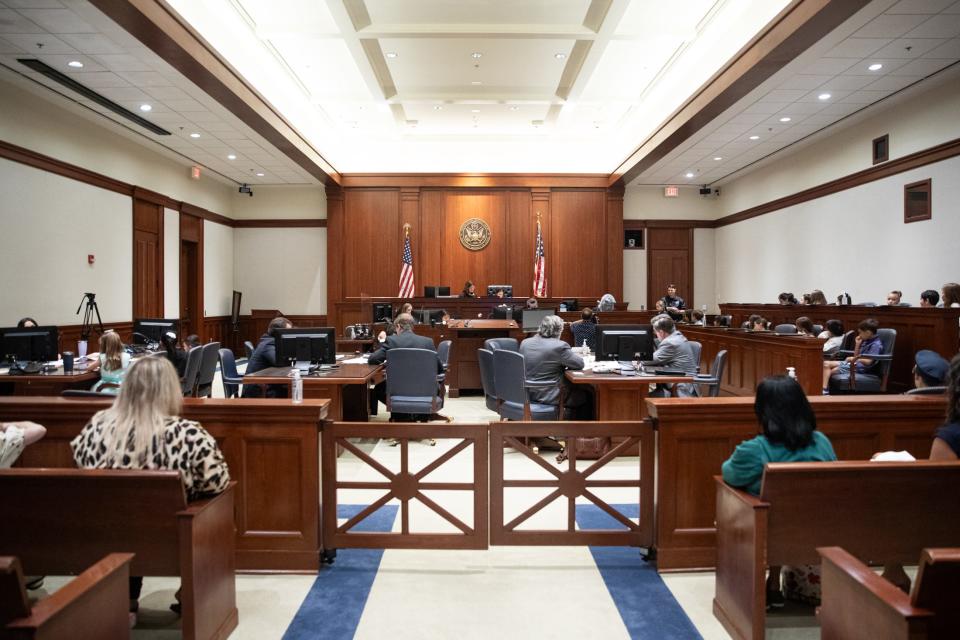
[754,375,817,451]
[947,354,960,425]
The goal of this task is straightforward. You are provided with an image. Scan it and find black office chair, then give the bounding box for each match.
[484,337,519,352]
[194,342,221,398]
[828,328,897,394]
[905,386,946,395]
[695,350,728,398]
[437,340,452,373]
[218,348,243,398]
[243,341,255,360]
[477,348,498,413]
[774,324,798,334]
[180,346,203,397]
[492,350,561,421]
[687,341,702,373]
[717,315,733,327]
[385,348,445,425]
[812,324,824,335]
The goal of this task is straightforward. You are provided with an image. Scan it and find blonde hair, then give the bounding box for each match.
[99,356,183,468]
[99,330,124,371]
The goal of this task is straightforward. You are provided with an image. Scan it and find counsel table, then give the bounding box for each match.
[243,361,382,421]
[0,364,99,396]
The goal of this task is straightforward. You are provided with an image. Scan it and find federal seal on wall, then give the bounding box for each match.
[459,218,491,251]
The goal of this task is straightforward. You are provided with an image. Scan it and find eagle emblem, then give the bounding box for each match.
[459,218,491,251]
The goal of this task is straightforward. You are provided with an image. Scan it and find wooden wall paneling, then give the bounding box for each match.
[342,189,400,297]
[605,187,625,301]
[325,186,344,317]
[443,191,508,294]
[418,190,445,291]
[132,198,163,318]
[400,188,421,295]
[179,212,204,340]
[550,190,606,297]
[646,227,693,309]
[506,189,537,296]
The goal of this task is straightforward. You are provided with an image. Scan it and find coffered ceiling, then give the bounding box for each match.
[0,0,957,187]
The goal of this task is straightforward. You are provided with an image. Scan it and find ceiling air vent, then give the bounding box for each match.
[17,58,171,136]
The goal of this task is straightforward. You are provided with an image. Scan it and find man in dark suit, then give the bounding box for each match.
[368,313,444,422]
[242,316,292,398]
[519,314,588,417]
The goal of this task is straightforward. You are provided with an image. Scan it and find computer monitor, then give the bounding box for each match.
[373,302,393,323]
[596,325,654,361]
[487,284,513,298]
[490,305,516,320]
[561,299,579,311]
[423,286,451,298]
[0,326,59,363]
[521,308,555,332]
[133,318,180,344]
[416,309,446,325]
[275,327,336,371]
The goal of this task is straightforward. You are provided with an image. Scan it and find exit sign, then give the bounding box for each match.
[664,186,679,197]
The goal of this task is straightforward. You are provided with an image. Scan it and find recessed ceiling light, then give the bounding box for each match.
[67,60,83,68]
[555,53,566,60]
[749,135,760,140]
[509,106,520,111]
[255,172,264,177]
[433,105,443,110]
[779,116,791,122]
[385,52,398,59]
[471,109,480,113]
[818,93,832,100]
[713,156,723,161]
[227,154,236,160]
[685,172,695,178]
[471,81,482,85]
[471,52,482,59]
[139,104,152,112]
[189,132,200,138]
[868,63,883,71]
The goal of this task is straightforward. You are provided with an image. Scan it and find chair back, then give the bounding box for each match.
[774,323,798,334]
[219,348,240,398]
[180,346,203,396]
[875,328,897,389]
[717,315,732,327]
[740,321,750,329]
[61,389,113,398]
[484,337,519,352]
[195,342,221,397]
[703,350,728,397]
[493,349,527,406]
[477,348,498,413]
[385,348,441,413]
[905,386,947,396]
[812,324,824,335]
[437,340,452,370]
[686,341,702,373]
[243,341,255,360]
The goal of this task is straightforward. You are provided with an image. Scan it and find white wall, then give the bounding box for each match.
[163,208,180,319]
[233,228,327,315]
[203,221,235,316]
[0,157,132,325]
[693,228,717,313]
[715,154,960,305]
[623,250,647,311]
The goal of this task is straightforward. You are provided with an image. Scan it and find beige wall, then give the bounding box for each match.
[230,185,326,219]
[163,208,180,319]
[204,221,235,316]
[233,228,327,315]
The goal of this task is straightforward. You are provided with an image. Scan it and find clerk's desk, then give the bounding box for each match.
[0,359,100,396]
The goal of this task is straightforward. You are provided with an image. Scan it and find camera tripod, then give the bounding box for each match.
[76,292,104,340]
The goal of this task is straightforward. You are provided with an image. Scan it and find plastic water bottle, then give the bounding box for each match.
[292,369,303,404]
[701,304,708,325]
[559,302,567,312]
[786,367,797,380]
[583,339,589,355]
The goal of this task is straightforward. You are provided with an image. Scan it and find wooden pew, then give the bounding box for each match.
[0,469,238,640]
[818,547,960,640]
[713,462,960,640]
[646,395,946,572]
[0,397,329,572]
[1,554,132,640]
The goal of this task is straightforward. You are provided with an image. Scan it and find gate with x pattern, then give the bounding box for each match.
[320,420,653,555]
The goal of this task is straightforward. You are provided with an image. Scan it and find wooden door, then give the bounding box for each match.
[647,227,693,310]
[132,199,163,317]
[179,213,204,340]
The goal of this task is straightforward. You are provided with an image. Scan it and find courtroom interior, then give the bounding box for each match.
[1,0,959,639]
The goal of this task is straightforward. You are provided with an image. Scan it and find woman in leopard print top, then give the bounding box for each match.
[71,356,229,498]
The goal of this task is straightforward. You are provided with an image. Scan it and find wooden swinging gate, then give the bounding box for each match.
[320,421,654,557]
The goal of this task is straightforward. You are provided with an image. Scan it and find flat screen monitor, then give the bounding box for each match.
[133,318,180,345]
[0,326,59,363]
[373,302,393,323]
[490,305,515,320]
[561,299,579,311]
[416,309,446,325]
[521,308,555,332]
[423,286,451,298]
[275,327,336,370]
[596,324,654,361]
[487,284,513,298]
[231,291,242,327]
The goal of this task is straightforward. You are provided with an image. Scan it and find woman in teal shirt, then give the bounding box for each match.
[722,375,837,608]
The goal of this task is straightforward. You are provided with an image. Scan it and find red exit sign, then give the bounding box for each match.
[664,185,679,197]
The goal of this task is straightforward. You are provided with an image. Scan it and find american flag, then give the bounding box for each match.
[398,230,415,298]
[532,217,547,297]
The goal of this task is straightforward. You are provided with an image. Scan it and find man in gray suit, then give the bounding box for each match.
[519,315,586,415]
[651,314,699,397]
[368,313,444,422]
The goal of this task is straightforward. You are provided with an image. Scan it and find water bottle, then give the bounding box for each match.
[560,302,567,312]
[786,367,796,380]
[292,369,303,404]
[583,339,589,355]
[701,304,708,325]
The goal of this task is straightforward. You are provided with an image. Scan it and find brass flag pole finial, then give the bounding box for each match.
[403,223,411,235]
[536,210,542,221]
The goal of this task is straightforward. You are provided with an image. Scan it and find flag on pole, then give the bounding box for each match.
[532,215,547,297]
[398,227,415,298]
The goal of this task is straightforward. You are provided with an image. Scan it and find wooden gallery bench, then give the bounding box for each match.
[0,469,238,640]
[1,553,132,639]
[818,547,960,640]
[713,461,960,640]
